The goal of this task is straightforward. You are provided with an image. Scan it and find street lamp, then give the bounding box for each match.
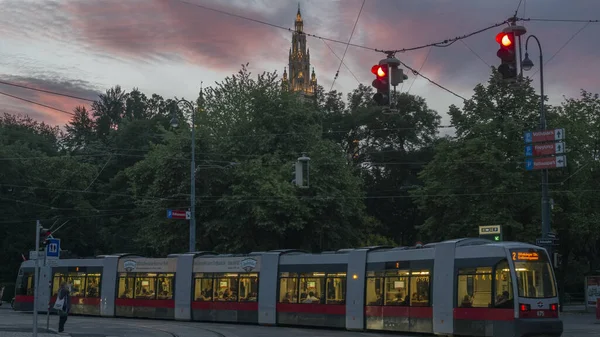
[169,117,179,129]
[522,35,551,251]
[170,98,197,253]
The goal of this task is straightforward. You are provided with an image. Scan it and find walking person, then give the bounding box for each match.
[57,282,71,333]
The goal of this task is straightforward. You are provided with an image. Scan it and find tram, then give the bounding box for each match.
[13,238,563,336]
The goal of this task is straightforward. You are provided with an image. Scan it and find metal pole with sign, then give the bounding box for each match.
[44,250,49,330]
[44,237,60,329]
[32,220,40,337]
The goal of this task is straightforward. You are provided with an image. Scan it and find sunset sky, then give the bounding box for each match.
[0,0,598,128]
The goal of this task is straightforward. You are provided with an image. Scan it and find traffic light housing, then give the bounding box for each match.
[371,64,389,106]
[39,228,52,246]
[496,32,517,80]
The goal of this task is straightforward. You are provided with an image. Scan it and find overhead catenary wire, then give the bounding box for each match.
[459,39,490,68]
[0,79,97,102]
[4,147,598,168]
[1,180,597,203]
[0,2,593,125]
[0,183,190,202]
[1,184,596,224]
[0,90,74,115]
[519,17,600,23]
[171,0,518,56]
[406,47,433,93]
[530,22,590,77]
[321,40,360,84]
[0,212,136,224]
[514,0,524,17]
[172,0,378,52]
[389,20,511,53]
[330,0,366,91]
[399,61,467,101]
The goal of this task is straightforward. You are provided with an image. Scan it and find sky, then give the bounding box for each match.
[0,0,598,129]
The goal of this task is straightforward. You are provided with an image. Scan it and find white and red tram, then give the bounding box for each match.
[13,238,563,336]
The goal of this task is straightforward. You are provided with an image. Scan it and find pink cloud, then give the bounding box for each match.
[60,0,291,71]
[0,76,98,126]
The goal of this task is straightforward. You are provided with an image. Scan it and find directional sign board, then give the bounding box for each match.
[536,238,559,246]
[525,142,565,157]
[46,238,60,259]
[524,128,565,144]
[167,209,190,220]
[525,155,567,171]
[29,250,45,260]
[479,225,503,241]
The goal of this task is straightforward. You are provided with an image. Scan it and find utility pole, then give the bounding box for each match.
[189,99,196,253]
[33,220,40,337]
[170,99,197,252]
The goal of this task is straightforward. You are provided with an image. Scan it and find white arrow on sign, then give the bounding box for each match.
[555,155,567,168]
[554,128,565,141]
[185,211,191,220]
[555,142,565,154]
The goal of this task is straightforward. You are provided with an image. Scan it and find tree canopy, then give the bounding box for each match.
[1,65,599,299]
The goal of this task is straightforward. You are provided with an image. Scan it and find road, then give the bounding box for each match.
[0,306,598,337]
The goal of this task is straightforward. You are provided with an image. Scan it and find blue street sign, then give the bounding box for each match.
[167,210,173,219]
[46,238,60,258]
[525,158,534,171]
[525,145,533,157]
[524,131,533,144]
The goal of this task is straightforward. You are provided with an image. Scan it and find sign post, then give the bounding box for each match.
[44,238,59,330]
[524,128,566,260]
[33,221,40,337]
[478,225,503,241]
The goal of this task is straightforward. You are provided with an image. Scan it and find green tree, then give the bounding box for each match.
[0,114,97,280]
[550,90,600,295]
[412,71,543,242]
[127,65,373,254]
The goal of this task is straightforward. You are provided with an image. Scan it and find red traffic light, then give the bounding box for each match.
[496,32,514,48]
[371,65,388,79]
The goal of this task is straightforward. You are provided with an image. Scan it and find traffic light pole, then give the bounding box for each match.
[33,220,40,337]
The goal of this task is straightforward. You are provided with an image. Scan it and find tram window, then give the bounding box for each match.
[299,273,325,304]
[239,273,259,302]
[118,274,135,299]
[513,256,557,298]
[410,270,430,307]
[52,273,65,296]
[494,260,513,308]
[194,274,213,301]
[278,274,298,303]
[134,273,158,299]
[157,273,174,300]
[67,272,86,297]
[16,273,34,296]
[457,267,492,308]
[85,273,101,298]
[326,273,346,305]
[214,274,239,302]
[366,272,384,306]
[383,270,409,306]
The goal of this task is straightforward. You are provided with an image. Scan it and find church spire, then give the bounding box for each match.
[295,2,303,32]
[284,3,316,98]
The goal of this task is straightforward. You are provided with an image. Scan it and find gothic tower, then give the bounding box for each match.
[282,3,317,97]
